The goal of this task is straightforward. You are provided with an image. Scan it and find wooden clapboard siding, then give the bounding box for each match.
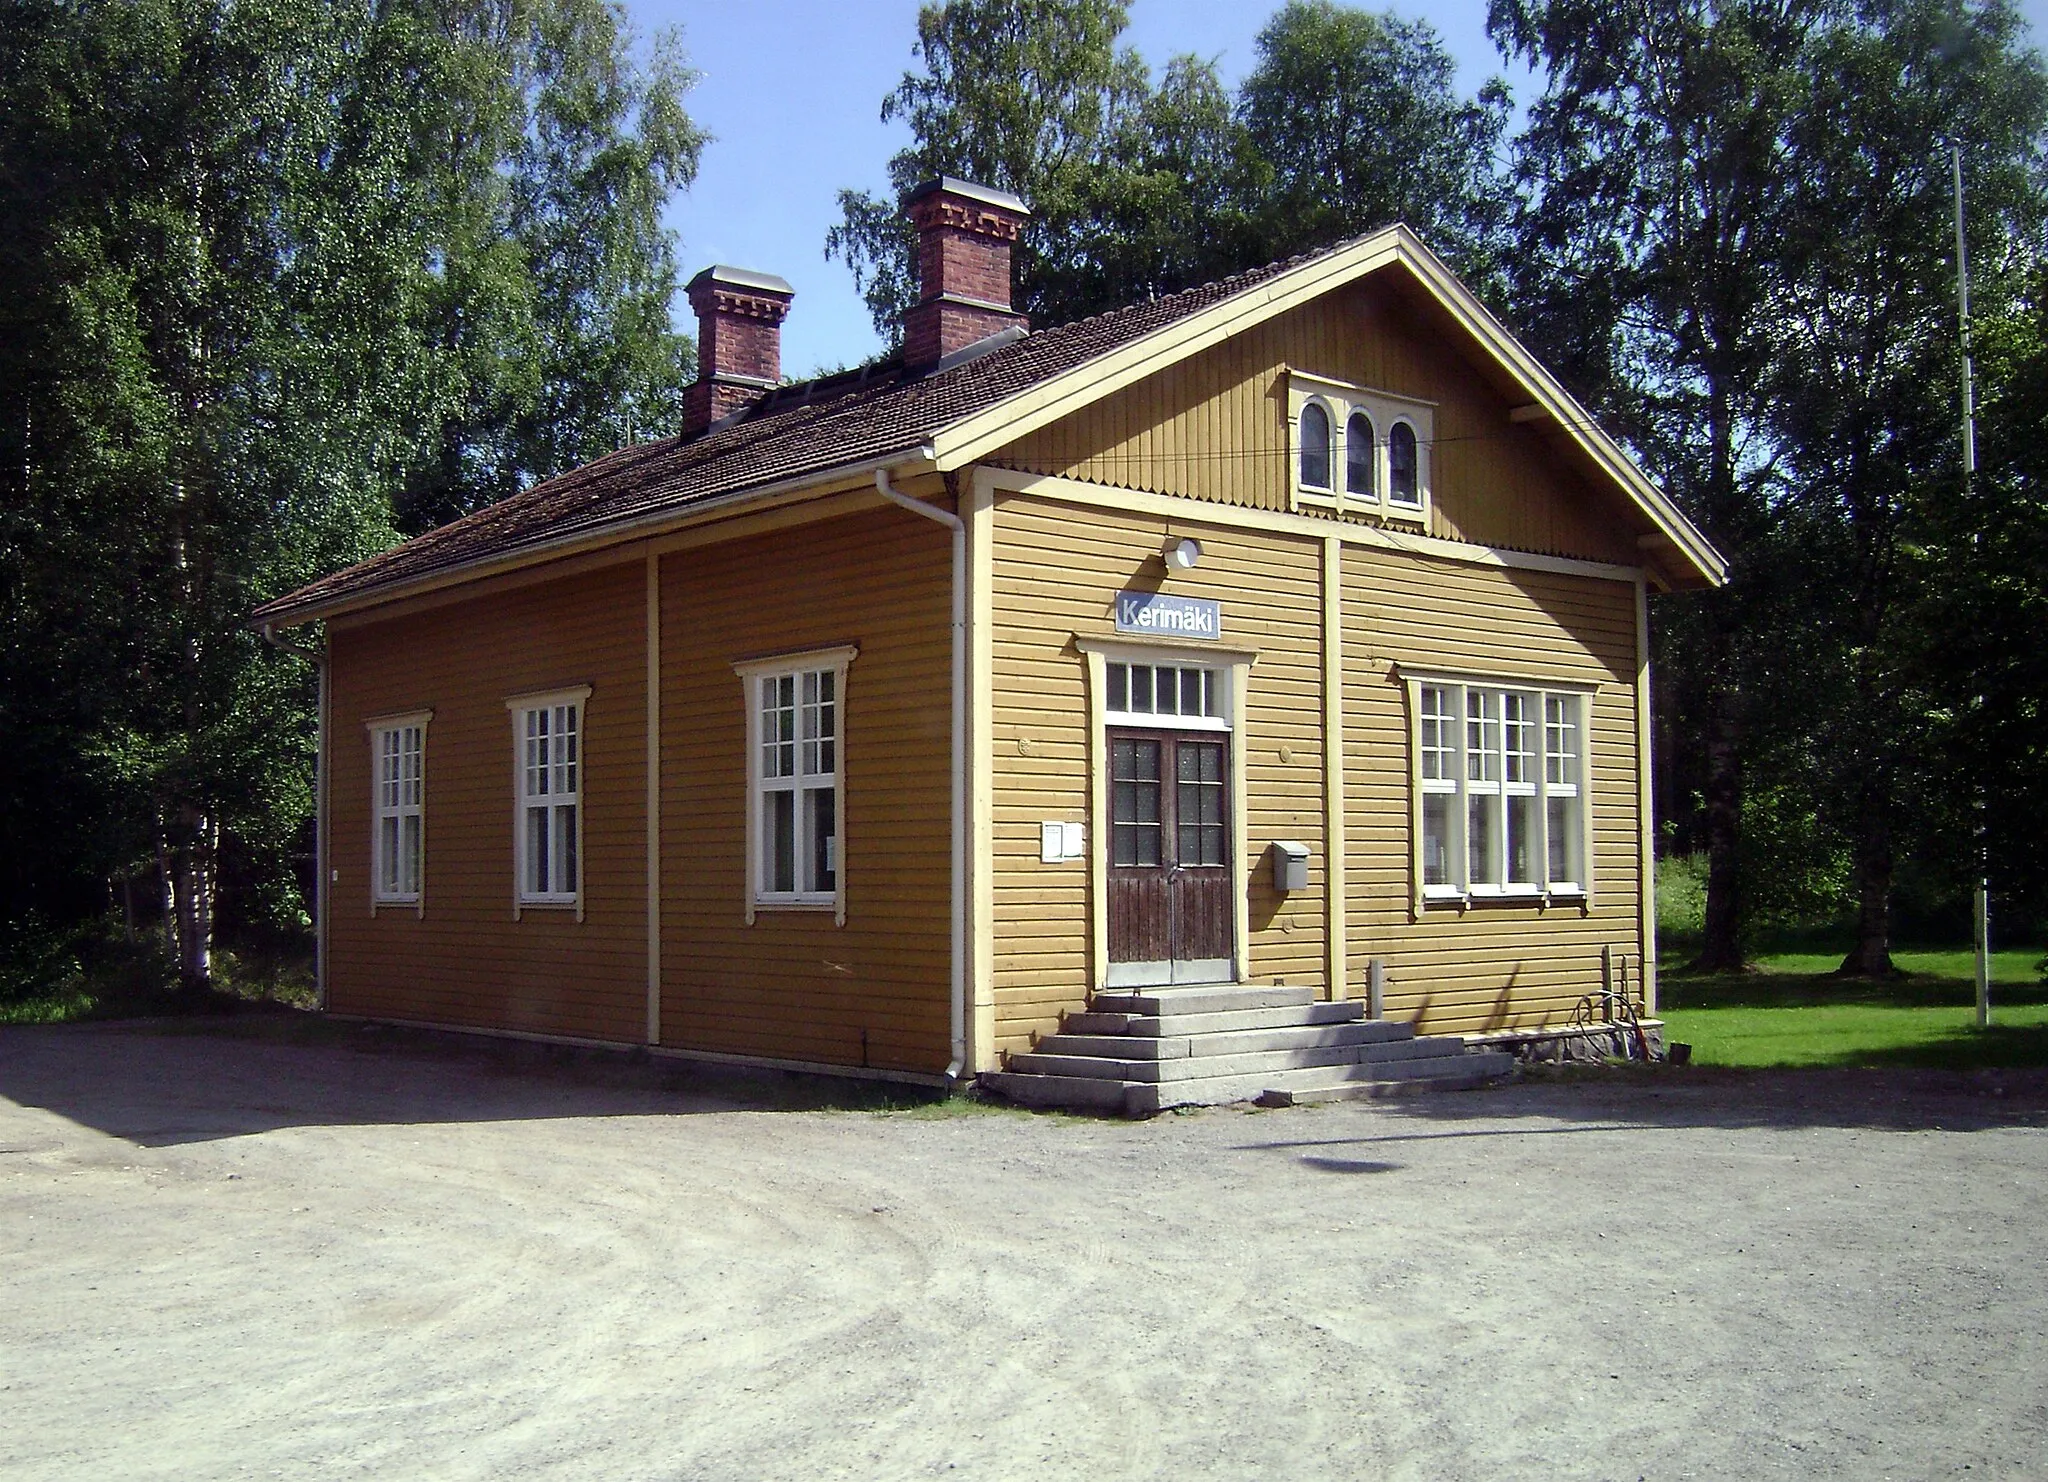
[987,494,1327,1060]
[658,499,954,1073]
[997,278,1639,567]
[1341,546,1644,1033]
[326,563,648,1042]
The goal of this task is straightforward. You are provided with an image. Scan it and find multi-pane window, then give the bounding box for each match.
[370,716,427,905]
[1105,662,1223,726]
[756,667,839,902]
[1417,680,1588,897]
[515,695,582,905]
[1291,378,1431,518]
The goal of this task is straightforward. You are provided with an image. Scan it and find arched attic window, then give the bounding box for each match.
[1388,420,1420,507]
[1345,411,1376,499]
[1299,401,1331,490]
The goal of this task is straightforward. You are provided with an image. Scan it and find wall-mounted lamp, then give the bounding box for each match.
[1164,537,1202,571]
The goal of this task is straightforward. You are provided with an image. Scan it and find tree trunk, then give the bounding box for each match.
[1693,684,1746,972]
[1837,785,1895,977]
[167,803,214,992]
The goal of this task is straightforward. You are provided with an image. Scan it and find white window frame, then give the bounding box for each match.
[734,645,857,926]
[366,710,431,915]
[1296,395,1336,496]
[506,684,592,920]
[1402,668,1594,913]
[1102,658,1231,732]
[1288,369,1433,524]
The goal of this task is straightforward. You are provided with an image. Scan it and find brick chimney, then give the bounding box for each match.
[901,177,1031,369]
[682,266,794,437]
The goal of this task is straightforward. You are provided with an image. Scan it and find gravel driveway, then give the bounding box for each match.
[3,1015,2044,1481]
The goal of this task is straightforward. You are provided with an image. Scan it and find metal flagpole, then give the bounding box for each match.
[1954,143,1991,1031]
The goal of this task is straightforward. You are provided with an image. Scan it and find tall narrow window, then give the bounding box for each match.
[738,647,856,918]
[508,686,590,912]
[1388,421,1420,508]
[1544,695,1584,888]
[369,713,430,908]
[1345,411,1376,501]
[1465,690,1502,887]
[1412,678,1589,900]
[1298,401,1331,490]
[1418,685,1457,887]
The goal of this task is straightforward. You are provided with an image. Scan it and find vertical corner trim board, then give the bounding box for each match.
[1322,534,1347,1001]
[646,550,662,1045]
[1635,573,1657,1016]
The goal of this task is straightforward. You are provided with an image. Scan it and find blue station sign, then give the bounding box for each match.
[1113,591,1222,640]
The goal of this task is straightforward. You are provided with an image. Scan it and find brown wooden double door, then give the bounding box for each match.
[1106,728,1232,986]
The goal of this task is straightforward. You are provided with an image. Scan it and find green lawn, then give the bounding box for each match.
[1659,948,2048,1070]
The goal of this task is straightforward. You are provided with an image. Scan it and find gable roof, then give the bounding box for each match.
[255,226,1722,626]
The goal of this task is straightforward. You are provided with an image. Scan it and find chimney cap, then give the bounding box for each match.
[687,264,795,298]
[903,175,1031,218]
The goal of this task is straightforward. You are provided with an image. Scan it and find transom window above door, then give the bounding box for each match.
[1105,661,1227,730]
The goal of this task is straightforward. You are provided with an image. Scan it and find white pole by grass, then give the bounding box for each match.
[1954,143,1991,1031]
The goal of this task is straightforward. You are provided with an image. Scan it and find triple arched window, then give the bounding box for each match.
[1291,376,1432,519]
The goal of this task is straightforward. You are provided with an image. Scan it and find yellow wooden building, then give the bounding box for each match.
[257,177,1723,1107]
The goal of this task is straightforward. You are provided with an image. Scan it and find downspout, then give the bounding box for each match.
[875,466,968,1084]
[261,621,328,1011]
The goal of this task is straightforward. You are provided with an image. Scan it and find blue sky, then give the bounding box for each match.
[635,0,2047,378]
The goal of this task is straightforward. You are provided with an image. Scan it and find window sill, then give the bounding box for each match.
[518,897,580,912]
[1424,887,1587,908]
[751,898,837,913]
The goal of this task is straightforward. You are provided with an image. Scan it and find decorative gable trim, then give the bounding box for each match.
[932,225,1724,590]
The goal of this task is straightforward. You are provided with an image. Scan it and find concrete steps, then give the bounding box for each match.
[980,983,1514,1115]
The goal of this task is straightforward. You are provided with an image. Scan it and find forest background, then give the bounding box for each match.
[2,0,2045,1005]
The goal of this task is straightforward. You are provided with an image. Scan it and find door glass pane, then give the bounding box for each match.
[1111,739,1162,867]
[1180,669,1203,717]
[1130,666,1153,713]
[1176,742,1226,867]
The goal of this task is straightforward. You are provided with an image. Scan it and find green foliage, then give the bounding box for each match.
[1504,0,2048,966]
[1239,1,1513,291]
[0,0,705,982]
[828,0,1512,338]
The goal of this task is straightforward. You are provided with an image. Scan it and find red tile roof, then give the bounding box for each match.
[255,248,1319,623]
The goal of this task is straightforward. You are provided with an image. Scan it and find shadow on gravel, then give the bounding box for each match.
[1232,1064,2048,1157]
[0,1012,956,1147]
